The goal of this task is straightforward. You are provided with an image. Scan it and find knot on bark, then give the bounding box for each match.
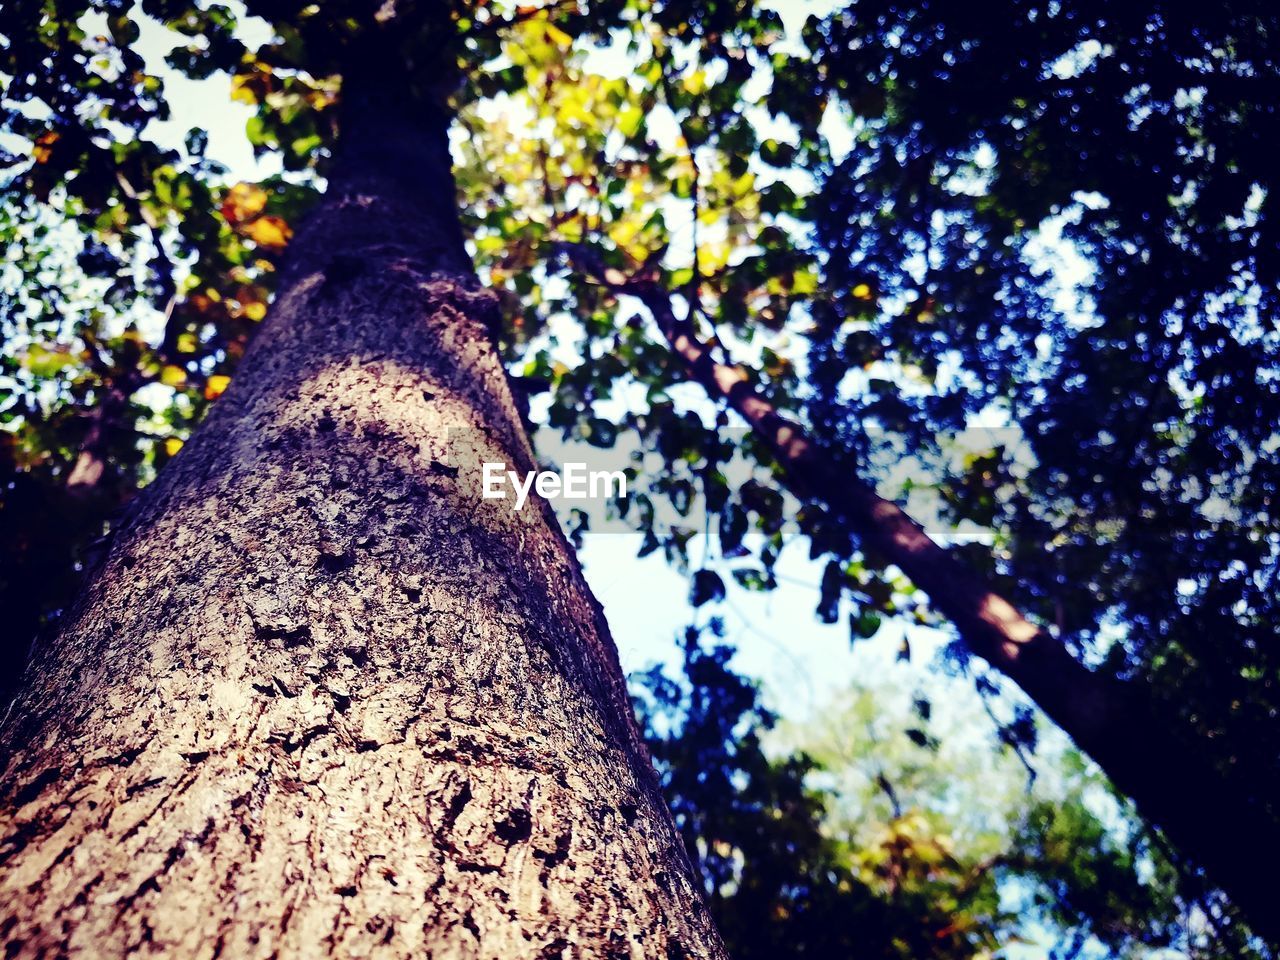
[494,806,533,846]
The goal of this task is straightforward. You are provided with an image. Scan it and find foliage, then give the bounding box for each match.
[639,625,1263,959]
[634,623,980,960]
[0,0,321,688]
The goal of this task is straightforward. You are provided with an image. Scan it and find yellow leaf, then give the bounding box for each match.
[542,22,574,50]
[305,88,336,111]
[852,283,873,300]
[229,73,260,105]
[607,218,642,255]
[244,215,292,250]
[557,211,585,242]
[204,374,231,400]
[511,18,572,68]
[242,301,267,321]
[618,105,644,139]
[160,364,187,387]
[164,437,184,456]
[20,344,75,376]
[791,268,819,296]
[682,69,707,95]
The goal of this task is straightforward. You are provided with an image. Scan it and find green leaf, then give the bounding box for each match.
[850,610,883,642]
[584,417,617,448]
[691,569,725,607]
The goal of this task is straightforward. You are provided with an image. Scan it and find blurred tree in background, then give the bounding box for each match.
[639,622,1266,958]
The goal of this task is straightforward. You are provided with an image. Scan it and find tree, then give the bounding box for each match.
[635,624,899,959]
[0,6,727,957]
[478,1,1280,938]
[508,1,1280,937]
[3,0,1280,952]
[452,5,1280,936]
[797,0,1280,938]
[784,673,1243,960]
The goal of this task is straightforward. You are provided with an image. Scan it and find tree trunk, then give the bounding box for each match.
[0,79,725,959]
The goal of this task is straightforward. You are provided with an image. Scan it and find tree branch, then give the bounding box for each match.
[553,240,1280,938]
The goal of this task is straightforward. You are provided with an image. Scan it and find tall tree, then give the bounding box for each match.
[0,8,725,957]
[797,0,1280,937]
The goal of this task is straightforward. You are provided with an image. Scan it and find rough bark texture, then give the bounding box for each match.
[0,87,725,958]
[558,243,1280,943]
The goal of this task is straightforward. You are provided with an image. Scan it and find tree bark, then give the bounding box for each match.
[0,83,725,960]
[558,246,1280,944]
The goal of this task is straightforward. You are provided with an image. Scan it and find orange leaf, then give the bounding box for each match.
[32,131,59,164]
[204,374,231,400]
[220,182,268,225]
[244,215,292,250]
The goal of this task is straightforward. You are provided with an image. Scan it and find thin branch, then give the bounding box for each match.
[112,167,182,360]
